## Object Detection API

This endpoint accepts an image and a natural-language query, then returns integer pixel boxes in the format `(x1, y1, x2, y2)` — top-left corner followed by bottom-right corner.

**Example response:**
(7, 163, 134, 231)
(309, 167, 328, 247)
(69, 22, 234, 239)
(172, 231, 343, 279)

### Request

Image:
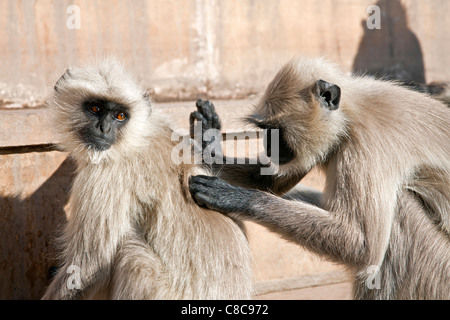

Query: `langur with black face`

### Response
(41, 59, 253, 300)
(189, 57, 450, 300)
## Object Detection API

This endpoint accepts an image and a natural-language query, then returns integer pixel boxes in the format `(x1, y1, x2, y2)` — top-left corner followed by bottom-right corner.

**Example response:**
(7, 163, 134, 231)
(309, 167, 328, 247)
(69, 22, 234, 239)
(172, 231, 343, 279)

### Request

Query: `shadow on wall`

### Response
(353, 0, 425, 86)
(0, 157, 74, 299)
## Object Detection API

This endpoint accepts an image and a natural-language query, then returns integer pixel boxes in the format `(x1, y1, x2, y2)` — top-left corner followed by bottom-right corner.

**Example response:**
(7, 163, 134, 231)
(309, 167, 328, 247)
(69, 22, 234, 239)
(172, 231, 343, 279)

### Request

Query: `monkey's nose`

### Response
(98, 118, 112, 133)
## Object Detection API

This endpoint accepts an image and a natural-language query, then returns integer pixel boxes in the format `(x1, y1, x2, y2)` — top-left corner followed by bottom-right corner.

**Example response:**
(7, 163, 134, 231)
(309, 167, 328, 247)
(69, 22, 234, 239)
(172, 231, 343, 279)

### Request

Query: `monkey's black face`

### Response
(246, 116, 295, 165)
(264, 126, 295, 165)
(79, 99, 129, 151)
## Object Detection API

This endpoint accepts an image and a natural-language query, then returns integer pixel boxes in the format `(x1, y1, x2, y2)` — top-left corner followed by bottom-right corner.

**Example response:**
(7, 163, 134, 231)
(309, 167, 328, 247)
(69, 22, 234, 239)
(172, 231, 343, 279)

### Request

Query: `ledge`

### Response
(254, 270, 350, 296)
(0, 99, 257, 149)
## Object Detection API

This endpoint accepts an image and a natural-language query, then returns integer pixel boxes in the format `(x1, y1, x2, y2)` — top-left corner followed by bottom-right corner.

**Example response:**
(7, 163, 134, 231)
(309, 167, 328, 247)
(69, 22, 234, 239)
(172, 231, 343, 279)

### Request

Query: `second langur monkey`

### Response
(189, 57, 450, 299)
(41, 59, 253, 300)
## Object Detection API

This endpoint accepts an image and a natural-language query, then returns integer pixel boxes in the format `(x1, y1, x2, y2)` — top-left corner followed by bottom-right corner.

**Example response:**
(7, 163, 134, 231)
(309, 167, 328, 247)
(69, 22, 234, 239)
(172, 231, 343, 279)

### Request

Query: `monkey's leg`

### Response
(190, 100, 309, 196)
(41, 260, 109, 300)
(189, 175, 365, 266)
(110, 235, 167, 300)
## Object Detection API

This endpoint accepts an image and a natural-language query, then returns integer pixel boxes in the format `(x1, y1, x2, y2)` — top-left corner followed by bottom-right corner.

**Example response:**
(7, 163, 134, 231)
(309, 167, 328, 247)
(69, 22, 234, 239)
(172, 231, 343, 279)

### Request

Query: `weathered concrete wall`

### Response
(0, 150, 72, 299)
(0, 0, 449, 107)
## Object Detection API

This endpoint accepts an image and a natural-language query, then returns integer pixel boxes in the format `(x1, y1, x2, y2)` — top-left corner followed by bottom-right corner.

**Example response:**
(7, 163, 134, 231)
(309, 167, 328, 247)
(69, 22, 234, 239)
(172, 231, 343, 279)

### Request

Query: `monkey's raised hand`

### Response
(190, 99, 222, 153)
(189, 175, 260, 216)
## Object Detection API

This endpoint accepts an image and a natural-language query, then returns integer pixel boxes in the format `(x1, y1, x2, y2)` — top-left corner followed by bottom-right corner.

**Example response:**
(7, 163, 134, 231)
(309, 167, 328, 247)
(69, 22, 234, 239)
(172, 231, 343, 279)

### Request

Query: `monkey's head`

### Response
(48, 58, 152, 163)
(247, 57, 349, 174)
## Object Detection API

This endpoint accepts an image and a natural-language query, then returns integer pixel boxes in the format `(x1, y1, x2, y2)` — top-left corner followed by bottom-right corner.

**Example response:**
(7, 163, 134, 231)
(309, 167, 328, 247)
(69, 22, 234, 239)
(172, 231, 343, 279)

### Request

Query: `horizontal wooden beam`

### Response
(0, 108, 55, 148)
(254, 270, 350, 296)
(0, 99, 257, 149)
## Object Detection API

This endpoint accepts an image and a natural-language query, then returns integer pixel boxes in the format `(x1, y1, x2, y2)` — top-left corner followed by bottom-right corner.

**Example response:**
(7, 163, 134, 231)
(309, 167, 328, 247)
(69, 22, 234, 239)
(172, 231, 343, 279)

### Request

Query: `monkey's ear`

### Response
(54, 68, 72, 93)
(143, 90, 151, 101)
(314, 79, 341, 110)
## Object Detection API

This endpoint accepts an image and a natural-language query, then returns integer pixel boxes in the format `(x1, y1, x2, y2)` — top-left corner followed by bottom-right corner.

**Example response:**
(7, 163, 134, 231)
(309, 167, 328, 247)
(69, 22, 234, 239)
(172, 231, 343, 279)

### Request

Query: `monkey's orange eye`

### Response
(89, 106, 101, 113)
(115, 112, 126, 121)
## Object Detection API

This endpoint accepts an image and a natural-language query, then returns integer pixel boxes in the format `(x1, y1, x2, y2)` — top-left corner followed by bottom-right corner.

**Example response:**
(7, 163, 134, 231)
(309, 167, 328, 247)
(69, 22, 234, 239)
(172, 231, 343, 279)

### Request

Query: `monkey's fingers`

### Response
(196, 100, 218, 123)
(189, 186, 231, 214)
(195, 99, 205, 108)
(195, 99, 222, 131)
(188, 178, 214, 207)
(196, 99, 213, 121)
(208, 100, 216, 113)
(205, 101, 221, 130)
(189, 111, 208, 138)
(190, 174, 218, 181)
(191, 191, 210, 208)
(189, 175, 223, 188)
(203, 100, 217, 114)
(211, 115, 221, 131)
(189, 176, 255, 215)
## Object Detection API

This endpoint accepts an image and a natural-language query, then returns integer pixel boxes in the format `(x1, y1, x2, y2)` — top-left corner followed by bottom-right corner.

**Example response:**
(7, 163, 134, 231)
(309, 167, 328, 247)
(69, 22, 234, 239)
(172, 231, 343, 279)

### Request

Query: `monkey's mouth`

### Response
(82, 134, 113, 151)
(263, 127, 295, 165)
(245, 115, 295, 165)
(88, 140, 111, 151)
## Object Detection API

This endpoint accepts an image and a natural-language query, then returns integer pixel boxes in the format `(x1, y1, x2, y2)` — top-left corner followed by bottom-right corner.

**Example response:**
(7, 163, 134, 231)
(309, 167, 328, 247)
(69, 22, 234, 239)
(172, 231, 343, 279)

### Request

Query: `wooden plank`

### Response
(254, 281, 352, 300)
(0, 99, 257, 148)
(253, 271, 351, 296)
(0, 109, 56, 148)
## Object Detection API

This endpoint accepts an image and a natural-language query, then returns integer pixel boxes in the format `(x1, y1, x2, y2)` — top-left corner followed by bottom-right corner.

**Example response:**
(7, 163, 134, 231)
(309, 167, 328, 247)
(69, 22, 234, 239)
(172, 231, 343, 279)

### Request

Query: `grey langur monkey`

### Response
(42, 59, 253, 300)
(189, 56, 450, 300)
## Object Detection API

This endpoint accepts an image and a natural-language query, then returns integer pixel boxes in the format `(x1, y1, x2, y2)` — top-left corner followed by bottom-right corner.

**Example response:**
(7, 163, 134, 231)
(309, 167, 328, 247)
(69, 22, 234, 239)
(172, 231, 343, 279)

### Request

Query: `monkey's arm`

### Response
(191, 99, 308, 195)
(282, 183, 323, 208)
(189, 175, 365, 266)
(42, 197, 133, 299)
(209, 161, 307, 195)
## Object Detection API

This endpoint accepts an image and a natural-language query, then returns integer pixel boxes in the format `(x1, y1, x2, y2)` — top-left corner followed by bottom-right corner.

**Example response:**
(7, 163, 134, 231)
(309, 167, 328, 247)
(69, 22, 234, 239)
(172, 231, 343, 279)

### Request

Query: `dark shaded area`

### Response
(353, 0, 425, 87)
(0, 158, 74, 299)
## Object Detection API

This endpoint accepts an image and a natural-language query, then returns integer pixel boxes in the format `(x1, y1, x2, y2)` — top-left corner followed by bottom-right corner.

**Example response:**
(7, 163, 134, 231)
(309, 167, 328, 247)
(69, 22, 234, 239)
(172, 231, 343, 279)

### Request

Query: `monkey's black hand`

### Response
(190, 99, 222, 152)
(189, 175, 257, 216)
(190, 99, 222, 133)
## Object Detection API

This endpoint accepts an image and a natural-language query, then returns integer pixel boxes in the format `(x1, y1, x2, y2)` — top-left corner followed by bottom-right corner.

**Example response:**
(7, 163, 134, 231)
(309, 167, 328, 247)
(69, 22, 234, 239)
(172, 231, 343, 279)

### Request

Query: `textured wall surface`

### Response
(0, 0, 448, 107)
